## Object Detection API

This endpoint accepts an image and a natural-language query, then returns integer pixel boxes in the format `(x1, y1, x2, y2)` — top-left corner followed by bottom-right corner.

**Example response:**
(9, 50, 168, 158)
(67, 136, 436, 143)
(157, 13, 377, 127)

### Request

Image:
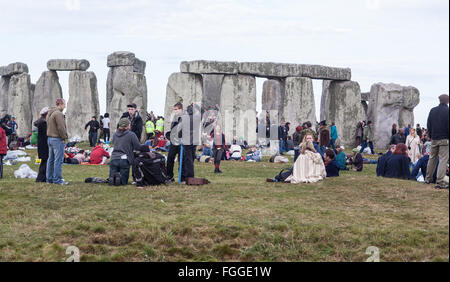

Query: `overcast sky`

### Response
(0, 0, 448, 126)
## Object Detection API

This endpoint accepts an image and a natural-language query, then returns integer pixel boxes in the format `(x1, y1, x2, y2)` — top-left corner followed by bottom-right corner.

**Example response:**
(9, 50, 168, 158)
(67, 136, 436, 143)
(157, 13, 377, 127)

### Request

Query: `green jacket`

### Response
(155, 119, 164, 132)
(145, 120, 155, 134)
(363, 125, 373, 141)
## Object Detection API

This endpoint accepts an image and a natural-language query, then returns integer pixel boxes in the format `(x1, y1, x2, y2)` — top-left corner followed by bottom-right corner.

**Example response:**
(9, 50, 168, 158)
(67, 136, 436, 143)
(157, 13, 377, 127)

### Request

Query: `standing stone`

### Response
(320, 80, 332, 122)
(0, 77, 10, 118)
(47, 59, 90, 71)
(32, 71, 63, 122)
(367, 83, 420, 148)
(66, 71, 100, 140)
(282, 77, 316, 135)
(0, 62, 29, 77)
(7, 73, 32, 137)
(219, 75, 257, 145)
(164, 73, 203, 133)
(262, 79, 285, 124)
(202, 74, 224, 110)
(322, 81, 365, 147)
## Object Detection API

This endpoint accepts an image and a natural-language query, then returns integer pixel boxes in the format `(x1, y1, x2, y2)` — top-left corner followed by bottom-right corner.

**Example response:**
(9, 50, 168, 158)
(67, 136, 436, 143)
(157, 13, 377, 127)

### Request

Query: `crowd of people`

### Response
(0, 94, 448, 190)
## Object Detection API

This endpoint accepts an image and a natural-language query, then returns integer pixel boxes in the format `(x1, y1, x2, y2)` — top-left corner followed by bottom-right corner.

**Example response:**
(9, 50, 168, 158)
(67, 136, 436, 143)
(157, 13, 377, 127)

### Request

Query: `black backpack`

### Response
(133, 151, 168, 186)
(274, 167, 293, 183)
(108, 172, 122, 186)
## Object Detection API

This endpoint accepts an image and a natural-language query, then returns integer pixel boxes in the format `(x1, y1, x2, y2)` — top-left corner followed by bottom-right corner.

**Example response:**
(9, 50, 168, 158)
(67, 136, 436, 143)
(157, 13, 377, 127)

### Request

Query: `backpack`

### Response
(108, 172, 122, 186)
(85, 177, 109, 184)
(274, 167, 293, 183)
(133, 151, 168, 186)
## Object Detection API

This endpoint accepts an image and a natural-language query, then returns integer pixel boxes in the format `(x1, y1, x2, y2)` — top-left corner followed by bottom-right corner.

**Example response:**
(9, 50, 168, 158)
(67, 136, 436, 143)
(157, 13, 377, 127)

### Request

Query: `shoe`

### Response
(167, 178, 175, 183)
(214, 168, 222, 174)
(435, 184, 449, 190)
(266, 178, 275, 183)
(424, 180, 431, 185)
(58, 180, 69, 185)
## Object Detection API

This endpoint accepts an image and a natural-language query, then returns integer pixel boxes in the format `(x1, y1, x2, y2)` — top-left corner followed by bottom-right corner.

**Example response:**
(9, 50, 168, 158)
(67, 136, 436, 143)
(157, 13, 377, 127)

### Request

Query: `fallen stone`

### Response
(282, 77, 316, 136)
(0, 62, 29, 77)
(32, 71, 63, 122)
(107, 51, 136, 67)
(66, 71, 100, 140)
(321, 80, 365, 147)
(367, 83, 420, 148)
(7, 73, 33, 137)
(164, 72, 203, 134)
(180, 60, 239, 75)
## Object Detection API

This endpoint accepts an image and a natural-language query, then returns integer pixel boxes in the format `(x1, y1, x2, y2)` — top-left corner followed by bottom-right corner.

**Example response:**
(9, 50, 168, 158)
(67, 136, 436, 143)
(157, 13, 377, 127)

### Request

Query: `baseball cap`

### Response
(40, 107, 49, 115)
(118, 118, 130, 129)
(127, 103, 137, 108)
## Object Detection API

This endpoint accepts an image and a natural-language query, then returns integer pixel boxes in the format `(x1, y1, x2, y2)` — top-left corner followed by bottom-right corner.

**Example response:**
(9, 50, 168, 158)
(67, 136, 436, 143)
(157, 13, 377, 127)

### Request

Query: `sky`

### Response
(0, 0, 448, 127)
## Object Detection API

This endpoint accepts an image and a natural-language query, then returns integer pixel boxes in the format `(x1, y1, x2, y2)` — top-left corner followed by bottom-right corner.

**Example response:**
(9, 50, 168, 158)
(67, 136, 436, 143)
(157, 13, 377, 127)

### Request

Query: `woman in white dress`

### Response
(286, 135, 326, 184)
(406, 128, 421, 163)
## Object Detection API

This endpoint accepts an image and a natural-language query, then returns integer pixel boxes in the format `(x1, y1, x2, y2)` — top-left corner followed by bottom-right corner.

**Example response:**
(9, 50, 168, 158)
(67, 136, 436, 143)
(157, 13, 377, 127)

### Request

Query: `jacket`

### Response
(111, 130, 149, 165)
(46, 107, 68, 141)
(85, 120, 100, 134)
(0, 127, 7, 155)
(376, 151, 392, 176)
(383, 154, 411, 180)
(120, 111, 143, 140)
(325, 159, 340, 177)
(293, 131, 302, 147)
(336, 151, 347, 170)
(411, 154, 438, 183)
(390, 133, 406, 145)
(330, 125, 338, 140)
(34, 117, 48, 160)
(363, 125, 373, 141)
(351, 153, 364, 171)
(427, 103, 449, 140)
(90, 145, 110, 164)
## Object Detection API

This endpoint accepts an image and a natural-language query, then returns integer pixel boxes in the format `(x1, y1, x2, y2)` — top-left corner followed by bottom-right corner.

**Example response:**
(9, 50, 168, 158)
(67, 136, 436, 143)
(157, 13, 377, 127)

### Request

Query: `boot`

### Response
(214, 168, 222, 174)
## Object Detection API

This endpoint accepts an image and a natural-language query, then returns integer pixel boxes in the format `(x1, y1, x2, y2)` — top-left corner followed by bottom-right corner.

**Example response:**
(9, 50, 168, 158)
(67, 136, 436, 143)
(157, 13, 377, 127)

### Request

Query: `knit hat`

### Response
(40, 107, 49, 115)
(352, 148, 359, 153)
(118, 118, 130, 129)
(296, 125, 302, 132)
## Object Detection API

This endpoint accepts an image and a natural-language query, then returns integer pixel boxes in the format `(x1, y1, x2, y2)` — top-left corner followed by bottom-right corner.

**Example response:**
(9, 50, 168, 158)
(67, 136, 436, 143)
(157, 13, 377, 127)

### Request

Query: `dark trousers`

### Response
(109, 159, 131, 185)
(213, 148, 224, 166)
(103, 128, 110, 142)
(182, 145, 195, 181)
(89, 132, 98, 147)
(36, 158, 47, 182)
(360, 140, 374, 154)
(167, 144, 181, 179)
(0, 155, 3, 178)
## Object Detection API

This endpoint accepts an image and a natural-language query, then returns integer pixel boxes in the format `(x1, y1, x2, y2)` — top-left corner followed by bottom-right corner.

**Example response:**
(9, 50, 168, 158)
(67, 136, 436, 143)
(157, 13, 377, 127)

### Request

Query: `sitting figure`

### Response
(90, 141, 110, 165)
(335, 146, 348, 171)
(411, 154, 439, 183)
(376, 145, 396, 176)
(285, 138, 326, 183)
(73, 150, 87, 164)
(383, 143, 411, 180)
(350, 148, 364, 172)
(245, 146, 262, 162)
(229, 144, 242, 161)
(324, 149, 340, 177)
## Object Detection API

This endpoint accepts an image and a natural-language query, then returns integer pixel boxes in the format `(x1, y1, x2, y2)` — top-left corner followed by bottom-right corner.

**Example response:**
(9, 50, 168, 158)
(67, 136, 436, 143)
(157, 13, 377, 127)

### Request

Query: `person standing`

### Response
(102, 113, 110, 142)
(330, 122, 338, 152)
(212, 125, 227, 173)
(318, 120, 330, 151)
(120, 103, 143, 141)
(416, 124, 422, 139)
(359, 121, 375, 155)
(293, 125, 303, 162)
(46, 98, 69, 185)
(406, 128, 421, 163)
(85, 116, 100, 147)
(391, 123, 398, 137)
(390, 129, 406, 145)
(155, 116, 165, 135)
(425, 94, 449, 189)
(0, 124, 6, 179)
(278, 121, 288, 155)
(34, 107, 49, 182)
(166, 102, 183, 182)
(355, 121, 364, 147)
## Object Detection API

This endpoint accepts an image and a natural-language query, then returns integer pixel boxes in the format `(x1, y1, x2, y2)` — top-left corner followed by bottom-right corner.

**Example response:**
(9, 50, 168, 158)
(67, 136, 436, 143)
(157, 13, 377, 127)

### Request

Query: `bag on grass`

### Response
(186, 177, 210, 185)
(133, 151, 168, 186)
(108, 172, 122, 186)
(85, 177, 108, 184)
(274, 167, 293, 183)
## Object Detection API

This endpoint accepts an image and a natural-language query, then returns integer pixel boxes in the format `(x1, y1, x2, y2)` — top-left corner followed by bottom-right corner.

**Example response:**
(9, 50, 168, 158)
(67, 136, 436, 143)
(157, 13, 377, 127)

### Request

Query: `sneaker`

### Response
(266, 178, 275, 183)
(58, 180, 69, 185)
(435, 184, 449, 190)
(424, 180, 431, 185)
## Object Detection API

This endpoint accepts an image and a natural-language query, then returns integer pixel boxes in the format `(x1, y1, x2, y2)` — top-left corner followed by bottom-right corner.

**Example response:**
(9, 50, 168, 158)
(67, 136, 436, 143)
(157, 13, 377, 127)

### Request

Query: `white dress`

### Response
(286, 150, 326, 184)
(406, 135, 421, 163)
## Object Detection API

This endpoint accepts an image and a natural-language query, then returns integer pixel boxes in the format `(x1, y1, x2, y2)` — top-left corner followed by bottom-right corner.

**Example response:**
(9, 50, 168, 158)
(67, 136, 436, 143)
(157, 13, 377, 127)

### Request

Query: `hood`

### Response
(33, 117, 46, 127)
(115, 130, 131, 138)
(47, 107, 60, 120)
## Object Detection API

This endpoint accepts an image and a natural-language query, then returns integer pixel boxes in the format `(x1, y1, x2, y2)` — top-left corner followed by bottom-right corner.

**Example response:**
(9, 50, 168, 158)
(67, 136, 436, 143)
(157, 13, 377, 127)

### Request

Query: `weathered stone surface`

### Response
(133, 58, 146, 74)
(47, 59, 90, 71)
(322, 81, 365, 147)
(282, 77, 316, 135)
(109, 67, 148, 132)
(7, 73, 32, 137)
(320, 80, 332, 122)
(66, 71, 100, 140)
(219, 75, 257, 145)
(239, 62, 351, 80)
(107, 51, 136, 67)
(202, 74, 224, 110)
(0, 62, 29, 77)
(262, 79, 285, 121)
(0, 77, 10, 118)
(368, 83, 420, 148)
(32, 71, 63, 122)
(181, 60, 239, 74)
(164, 73, 203, 134)
(361, 92, 370, 101)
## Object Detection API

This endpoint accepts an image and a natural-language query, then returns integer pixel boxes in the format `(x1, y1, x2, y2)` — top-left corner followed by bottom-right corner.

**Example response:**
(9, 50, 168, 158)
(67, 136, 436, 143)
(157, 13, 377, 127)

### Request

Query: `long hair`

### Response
(393, 143, 408, 157)
(301, 140, 316, 155)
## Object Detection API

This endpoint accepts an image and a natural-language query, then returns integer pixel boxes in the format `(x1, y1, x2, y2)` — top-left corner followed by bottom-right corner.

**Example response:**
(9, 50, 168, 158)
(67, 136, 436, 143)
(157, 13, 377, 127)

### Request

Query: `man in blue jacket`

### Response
(425, 94, 449, 189)
(376, 145, 396, 176)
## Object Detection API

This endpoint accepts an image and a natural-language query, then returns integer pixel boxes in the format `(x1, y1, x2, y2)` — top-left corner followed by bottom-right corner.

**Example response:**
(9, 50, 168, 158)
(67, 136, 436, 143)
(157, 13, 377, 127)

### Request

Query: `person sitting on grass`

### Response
(335, 146, 348, 171)
(73, 150, 87, 164)
(411, 153, 439, 183)
(376, 145, 396, 176)
(383, 143, 411, 180)
(229, 143, 242, 161)
(324, 149, 340, 177)
(110, 118, 151, 186)
(350, 148, 364, 172)
(245, 146, 262, 162)
(90, 141, 110, 165)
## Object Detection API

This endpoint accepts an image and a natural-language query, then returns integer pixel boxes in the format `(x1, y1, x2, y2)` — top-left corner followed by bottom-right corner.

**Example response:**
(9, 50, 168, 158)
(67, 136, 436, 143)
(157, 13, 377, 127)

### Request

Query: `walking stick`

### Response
(178, 143, 184, 183)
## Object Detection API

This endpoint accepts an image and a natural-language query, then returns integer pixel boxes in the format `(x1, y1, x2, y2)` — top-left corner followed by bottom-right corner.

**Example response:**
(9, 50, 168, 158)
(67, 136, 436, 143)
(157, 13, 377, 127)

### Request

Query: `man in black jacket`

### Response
(425, 94, 449, 189)
(390, 129, 406, 145)
(34, 107, 49, 182)
(120, 103, 143, 141)
(85, 116, 100, 147)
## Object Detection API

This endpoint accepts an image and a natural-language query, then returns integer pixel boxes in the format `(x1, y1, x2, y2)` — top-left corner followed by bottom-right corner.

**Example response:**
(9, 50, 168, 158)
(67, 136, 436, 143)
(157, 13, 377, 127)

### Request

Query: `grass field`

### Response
(0, 145, 448, 262)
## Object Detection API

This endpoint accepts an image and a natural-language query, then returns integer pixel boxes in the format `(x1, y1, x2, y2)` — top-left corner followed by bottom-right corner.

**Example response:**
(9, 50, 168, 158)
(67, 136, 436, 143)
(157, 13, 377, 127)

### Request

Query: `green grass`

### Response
(0, 144, 448, 262)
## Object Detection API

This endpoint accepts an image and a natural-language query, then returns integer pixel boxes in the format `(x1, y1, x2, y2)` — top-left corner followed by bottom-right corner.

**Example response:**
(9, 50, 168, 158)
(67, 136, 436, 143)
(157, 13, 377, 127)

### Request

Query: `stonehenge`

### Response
(7, 73, 33, 137)
(106, 51, 148, 134)
(47, 59, 90, 71)
(367, 83, 420, 148)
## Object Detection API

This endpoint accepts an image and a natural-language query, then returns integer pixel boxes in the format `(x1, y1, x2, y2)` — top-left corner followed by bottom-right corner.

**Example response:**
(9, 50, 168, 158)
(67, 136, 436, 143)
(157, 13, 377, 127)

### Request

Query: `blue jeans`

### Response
(360, 140, 374, 154)
(202, 147, 214, 157)
(46, 137, 65, 184)
(328, 139, 336, 152)
(109, 159, 131, 185)
(279, 140, 286, 154)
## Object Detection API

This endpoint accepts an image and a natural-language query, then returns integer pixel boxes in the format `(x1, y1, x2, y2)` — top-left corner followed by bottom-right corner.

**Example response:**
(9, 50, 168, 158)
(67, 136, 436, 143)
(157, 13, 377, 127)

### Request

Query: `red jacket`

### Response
(90, 145, 110, 164)
(0, 127, 7, 155)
